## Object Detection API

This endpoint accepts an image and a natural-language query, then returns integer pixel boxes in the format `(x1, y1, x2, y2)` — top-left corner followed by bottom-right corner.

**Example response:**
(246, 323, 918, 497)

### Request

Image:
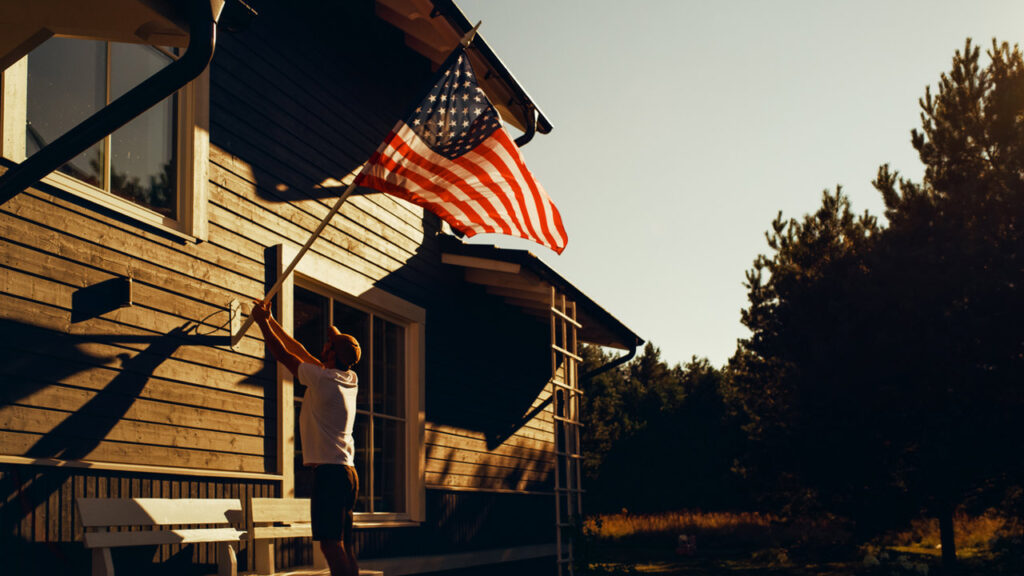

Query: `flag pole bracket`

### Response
(228, 299, 242, 350)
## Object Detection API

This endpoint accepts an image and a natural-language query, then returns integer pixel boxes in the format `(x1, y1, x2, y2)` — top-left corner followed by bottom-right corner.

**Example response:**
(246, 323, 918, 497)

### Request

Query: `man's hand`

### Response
(251, 299, 272, 324)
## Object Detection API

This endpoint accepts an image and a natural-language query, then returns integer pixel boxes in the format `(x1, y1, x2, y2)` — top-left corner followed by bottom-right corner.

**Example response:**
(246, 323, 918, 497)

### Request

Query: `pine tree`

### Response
(728, 39, 1024, 571)
(871, 39, 1024, 568)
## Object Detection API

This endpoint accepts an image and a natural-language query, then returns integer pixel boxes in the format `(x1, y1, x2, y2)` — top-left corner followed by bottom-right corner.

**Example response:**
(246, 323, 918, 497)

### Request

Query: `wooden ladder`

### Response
(550, 287, 583, 576)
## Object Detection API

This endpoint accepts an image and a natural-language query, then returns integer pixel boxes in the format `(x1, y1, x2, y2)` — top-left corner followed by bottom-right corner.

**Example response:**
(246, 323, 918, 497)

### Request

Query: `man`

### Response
(250, 299, 360, 576)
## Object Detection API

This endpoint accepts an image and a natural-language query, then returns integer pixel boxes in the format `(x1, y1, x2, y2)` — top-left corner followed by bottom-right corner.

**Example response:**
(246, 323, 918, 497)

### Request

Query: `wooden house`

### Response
(0, 1, 642, 574)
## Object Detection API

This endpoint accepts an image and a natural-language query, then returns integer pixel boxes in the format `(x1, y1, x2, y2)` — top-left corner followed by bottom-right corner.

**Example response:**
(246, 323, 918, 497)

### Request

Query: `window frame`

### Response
(272, 243, 426, 526)
(0, 38, 209, 241)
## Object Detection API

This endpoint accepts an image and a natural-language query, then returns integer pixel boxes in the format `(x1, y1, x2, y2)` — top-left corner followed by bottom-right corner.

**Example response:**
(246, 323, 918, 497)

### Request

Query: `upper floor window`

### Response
(1, 36, 209, 239)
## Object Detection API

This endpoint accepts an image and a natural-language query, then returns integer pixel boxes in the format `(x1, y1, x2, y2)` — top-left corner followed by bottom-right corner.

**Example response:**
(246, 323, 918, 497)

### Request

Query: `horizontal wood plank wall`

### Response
(1, 0, 563, 570)
(0, 182, 273, 472)
(206, 1, 560, 566)
(0, 463, 276, 575)
(425, 387, 557, 493)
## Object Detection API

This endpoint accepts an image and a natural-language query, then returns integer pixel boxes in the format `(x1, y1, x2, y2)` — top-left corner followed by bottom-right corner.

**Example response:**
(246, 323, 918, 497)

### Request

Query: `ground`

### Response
(577, 510, 1022, 576)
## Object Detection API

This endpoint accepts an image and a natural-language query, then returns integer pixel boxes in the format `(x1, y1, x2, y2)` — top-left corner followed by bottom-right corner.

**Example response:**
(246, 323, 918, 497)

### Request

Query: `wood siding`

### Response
(1, 0, 561, 571)
(0, 183, 273, 472)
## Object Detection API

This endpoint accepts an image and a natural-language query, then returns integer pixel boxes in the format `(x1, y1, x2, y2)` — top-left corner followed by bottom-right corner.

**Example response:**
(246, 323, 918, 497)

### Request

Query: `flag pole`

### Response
(234, 21, 485, 347)
(232, 179, 359, 347)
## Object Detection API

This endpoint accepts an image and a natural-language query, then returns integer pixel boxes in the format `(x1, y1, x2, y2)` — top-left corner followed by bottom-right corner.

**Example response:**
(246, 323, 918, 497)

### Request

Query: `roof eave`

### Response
(440, 237, 643, 351)
(373, 0, 553, 137)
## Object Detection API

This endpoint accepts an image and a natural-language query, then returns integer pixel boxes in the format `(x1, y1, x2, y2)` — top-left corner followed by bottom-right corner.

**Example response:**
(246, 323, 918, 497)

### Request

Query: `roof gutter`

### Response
(583, 343, 639, 384)
(429, 0, 553, 142)
(0, 0, 222, 205)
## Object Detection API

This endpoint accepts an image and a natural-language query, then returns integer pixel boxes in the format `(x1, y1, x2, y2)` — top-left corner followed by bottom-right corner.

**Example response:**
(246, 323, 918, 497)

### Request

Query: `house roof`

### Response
(439, 237, 643, 351)
(373, 0, 553, 138)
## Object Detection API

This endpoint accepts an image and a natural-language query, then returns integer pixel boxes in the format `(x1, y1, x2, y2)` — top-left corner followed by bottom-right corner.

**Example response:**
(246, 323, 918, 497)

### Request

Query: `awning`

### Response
(440, 238, 643, 351)
(0, 0, 196, 71)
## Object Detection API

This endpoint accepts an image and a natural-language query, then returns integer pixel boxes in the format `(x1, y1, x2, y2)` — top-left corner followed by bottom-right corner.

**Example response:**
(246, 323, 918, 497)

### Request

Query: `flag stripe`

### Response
(494, 130, 567, 249)
(354, 47, 567, 254)
(463, 137, 544, 245)
(468, 131, 566, 250)
(366, 126, 510, 236)
(448, 146, 531, 237)
(359, 157, 478, 234)
(365, 129, 500, 235)
(363, 123, 567, 251)
(362, 124, 561, 240)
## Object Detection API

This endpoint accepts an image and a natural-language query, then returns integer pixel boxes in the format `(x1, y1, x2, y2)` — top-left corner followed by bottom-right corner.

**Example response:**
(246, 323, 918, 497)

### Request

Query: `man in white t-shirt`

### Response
(251, 299, 360, 576)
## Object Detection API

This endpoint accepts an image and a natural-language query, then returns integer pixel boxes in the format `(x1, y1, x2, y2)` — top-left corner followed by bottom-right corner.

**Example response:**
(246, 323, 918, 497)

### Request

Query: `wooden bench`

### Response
(248, 497, 382, 575)
(77, 497, 245, 576)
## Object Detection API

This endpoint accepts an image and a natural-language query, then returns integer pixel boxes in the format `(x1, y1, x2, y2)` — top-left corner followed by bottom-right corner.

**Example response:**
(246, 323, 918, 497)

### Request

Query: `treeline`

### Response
(580, 39, 1024, 569)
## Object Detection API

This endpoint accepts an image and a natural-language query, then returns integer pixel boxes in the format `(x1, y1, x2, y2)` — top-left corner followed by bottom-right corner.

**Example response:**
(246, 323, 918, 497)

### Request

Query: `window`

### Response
(292, 284, 414, 518)
(269, 243, 425, 523)
(1, 36, 208, 239)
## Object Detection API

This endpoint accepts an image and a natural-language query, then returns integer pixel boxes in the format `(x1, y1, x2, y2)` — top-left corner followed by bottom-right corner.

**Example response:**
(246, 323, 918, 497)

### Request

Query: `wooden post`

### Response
(313, 544, 328, 569)
(217, 542, 238, 576)
(92, 548, 114, 576)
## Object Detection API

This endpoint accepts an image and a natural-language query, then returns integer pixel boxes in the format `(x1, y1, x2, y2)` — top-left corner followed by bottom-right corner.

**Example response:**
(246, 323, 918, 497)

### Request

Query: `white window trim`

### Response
(273, 243, 427, 525)
(0, 45, 209, 241)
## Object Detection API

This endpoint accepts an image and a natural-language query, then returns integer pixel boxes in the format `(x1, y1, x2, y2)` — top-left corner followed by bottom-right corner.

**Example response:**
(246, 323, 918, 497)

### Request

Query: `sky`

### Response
(456, 0, 1024, 368)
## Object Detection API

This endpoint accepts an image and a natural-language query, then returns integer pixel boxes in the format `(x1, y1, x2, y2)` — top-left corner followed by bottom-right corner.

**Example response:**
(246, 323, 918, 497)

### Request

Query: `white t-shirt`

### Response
(297, 363, 358, 466)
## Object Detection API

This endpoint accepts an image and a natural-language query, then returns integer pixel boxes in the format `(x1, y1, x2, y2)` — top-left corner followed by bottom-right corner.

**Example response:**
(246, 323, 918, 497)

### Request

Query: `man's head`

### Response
(324, 326, 361, 370)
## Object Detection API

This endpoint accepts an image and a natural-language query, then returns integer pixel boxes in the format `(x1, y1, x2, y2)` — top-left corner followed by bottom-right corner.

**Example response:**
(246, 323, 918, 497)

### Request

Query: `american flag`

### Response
(355, 48, 568, 254)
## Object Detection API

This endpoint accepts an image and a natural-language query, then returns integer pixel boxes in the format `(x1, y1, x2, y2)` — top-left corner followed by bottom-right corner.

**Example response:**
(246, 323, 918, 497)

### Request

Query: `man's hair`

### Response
(329, 329, 361, 369)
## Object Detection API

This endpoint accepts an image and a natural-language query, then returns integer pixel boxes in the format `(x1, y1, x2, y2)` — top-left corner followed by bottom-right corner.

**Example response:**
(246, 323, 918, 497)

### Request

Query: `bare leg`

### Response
(320, 539, 358, 576)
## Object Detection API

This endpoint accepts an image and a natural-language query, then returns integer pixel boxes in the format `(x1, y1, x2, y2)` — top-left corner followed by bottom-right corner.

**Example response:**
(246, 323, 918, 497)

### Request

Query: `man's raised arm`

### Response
(250, 299, 323, 376)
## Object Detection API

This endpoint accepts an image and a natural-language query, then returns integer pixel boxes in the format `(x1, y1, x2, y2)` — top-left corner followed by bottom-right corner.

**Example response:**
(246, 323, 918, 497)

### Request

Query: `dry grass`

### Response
(884, 511, 1024, 556)
(579, 510, 1023, 575)
(585, 510, 776, 541)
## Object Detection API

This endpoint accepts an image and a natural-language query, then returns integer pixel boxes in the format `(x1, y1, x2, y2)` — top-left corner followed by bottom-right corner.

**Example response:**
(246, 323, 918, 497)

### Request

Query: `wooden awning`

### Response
(0, 0, 206, 71)
(440, 239, 643, 351)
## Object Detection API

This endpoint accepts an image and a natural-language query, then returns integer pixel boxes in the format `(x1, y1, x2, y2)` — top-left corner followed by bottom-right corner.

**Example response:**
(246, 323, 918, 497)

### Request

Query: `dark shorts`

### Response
(311, 464, 358, 545)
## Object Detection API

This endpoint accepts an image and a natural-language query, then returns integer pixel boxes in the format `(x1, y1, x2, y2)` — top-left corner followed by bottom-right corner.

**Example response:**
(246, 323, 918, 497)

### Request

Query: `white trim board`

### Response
(267, 545, 556, 576)
(0, 455, 283, 481)
(360, 544, 556, 576)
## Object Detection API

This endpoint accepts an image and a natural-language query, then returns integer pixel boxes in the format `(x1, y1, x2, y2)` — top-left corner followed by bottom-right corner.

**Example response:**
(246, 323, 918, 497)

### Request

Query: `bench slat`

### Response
(251, 525, 313, 539)
(83, 528, 245, 549)
(249, 498, 311, 523)
(78, 498, 243, 527)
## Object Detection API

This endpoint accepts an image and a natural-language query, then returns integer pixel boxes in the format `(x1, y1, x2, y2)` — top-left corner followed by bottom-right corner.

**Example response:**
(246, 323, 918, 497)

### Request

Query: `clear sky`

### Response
(457, 0, 1024, 367)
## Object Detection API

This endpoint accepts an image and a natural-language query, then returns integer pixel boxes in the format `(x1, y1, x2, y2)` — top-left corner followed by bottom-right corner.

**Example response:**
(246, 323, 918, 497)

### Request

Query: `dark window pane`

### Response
(353, 416, 370, 513)
(26, 37, 105, 188)
(293, 287, 328, 397)
(294, 400, 313, 498)
(109, 43, 176, 216)
(374, 417, 405, 513)
(373, 317, 405, 417)
(333, 300, 370, 410)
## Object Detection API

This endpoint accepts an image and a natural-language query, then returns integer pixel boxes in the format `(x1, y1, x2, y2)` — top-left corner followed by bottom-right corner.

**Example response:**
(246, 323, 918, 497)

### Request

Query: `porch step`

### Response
(268, 565, 385, 569)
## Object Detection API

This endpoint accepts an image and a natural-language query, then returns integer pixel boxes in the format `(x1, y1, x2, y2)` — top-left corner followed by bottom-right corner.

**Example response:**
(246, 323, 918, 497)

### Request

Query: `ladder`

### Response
(550, 287, 583, 576)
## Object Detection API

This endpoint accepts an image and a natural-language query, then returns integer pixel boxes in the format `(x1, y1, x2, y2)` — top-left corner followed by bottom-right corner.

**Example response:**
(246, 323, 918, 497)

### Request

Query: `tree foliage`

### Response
(726, 39, 1024, 565)
(581, 344, 744, 513)
(577, 42, 1022, 570)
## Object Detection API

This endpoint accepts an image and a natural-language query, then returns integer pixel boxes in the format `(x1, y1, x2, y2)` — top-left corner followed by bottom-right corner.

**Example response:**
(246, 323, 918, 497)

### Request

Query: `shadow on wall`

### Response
(0, 314, 257, 574)
(426, 292, 555, 450)
(209, 0, 429, 208)
(211, 0, 559, 450)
